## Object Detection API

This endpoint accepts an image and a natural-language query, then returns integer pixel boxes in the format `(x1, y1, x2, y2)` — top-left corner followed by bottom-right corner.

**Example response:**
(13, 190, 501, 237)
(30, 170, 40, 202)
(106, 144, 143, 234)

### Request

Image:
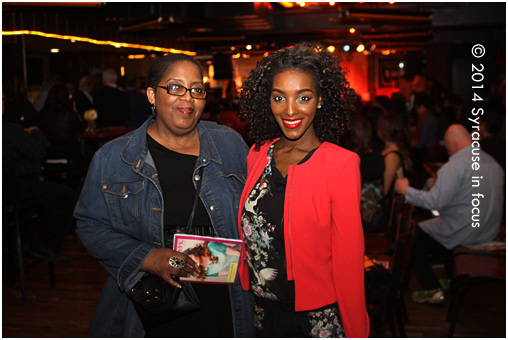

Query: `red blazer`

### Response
(237, 139, 369, 338)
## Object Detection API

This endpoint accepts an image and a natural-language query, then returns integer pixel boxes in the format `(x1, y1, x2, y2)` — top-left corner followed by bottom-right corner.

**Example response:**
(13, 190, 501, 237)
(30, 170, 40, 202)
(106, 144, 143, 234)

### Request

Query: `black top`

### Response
(359, 151, 385, 183)
(242, 143, 317, 308)
(146, 134, 212, 242)
(145, 134, 233, 337)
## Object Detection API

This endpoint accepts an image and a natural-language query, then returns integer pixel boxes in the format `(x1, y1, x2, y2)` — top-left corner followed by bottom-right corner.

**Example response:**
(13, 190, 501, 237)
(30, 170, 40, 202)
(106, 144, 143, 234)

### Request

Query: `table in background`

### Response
(79, 126, 136, 157)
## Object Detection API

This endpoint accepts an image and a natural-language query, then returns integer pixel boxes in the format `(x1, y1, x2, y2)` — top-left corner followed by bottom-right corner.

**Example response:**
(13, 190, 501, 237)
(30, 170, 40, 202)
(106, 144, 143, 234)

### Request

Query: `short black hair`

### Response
(238, 42, 357, 149)
(146, 54, 203, 91)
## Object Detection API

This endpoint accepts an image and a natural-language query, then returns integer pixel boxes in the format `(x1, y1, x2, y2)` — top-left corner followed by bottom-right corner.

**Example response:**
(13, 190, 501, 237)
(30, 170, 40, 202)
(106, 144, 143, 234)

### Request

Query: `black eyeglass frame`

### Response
(157, 85, 207, 99)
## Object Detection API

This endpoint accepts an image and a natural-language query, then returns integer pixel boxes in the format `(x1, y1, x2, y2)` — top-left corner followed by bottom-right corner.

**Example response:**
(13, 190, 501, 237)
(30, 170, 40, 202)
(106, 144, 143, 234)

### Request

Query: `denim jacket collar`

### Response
(120, 118, 222, 175)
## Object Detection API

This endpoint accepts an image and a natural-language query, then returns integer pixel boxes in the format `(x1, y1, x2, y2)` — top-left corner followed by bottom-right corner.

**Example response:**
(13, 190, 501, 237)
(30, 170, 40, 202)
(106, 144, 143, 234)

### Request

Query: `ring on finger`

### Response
(168, 257, 186, 269)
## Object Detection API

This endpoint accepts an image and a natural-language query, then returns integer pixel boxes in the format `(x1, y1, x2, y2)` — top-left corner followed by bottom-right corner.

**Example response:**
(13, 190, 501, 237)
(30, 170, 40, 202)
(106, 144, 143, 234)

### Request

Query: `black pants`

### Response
(16, 176, 78, 252)
(411, 226, 452, 290)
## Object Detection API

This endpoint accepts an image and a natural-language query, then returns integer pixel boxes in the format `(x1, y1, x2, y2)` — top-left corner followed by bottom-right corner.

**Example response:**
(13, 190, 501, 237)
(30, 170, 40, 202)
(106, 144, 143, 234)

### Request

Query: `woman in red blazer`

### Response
(237, 42, 369, 338)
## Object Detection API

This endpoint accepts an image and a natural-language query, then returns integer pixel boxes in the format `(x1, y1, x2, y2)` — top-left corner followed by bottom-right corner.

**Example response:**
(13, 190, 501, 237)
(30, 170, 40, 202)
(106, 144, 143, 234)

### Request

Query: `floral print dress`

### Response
(241, 144, 345, 338)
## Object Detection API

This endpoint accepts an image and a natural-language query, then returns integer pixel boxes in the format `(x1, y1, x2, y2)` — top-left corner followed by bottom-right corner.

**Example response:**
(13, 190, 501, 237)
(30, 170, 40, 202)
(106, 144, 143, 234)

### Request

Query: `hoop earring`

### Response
(317, 105, 322, 109)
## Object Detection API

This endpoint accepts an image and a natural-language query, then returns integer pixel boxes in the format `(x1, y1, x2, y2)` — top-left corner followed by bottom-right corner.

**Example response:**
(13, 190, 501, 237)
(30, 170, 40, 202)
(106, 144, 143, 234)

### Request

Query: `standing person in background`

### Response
(33, 73, 62, 112)
(93, 68, 130, 128)
(123, 77, 151, 127)
(237, 42, 369, 338)
(38, 84, 86, 163)
(74, 75, 95, 119)
(74, 54, 254, 337)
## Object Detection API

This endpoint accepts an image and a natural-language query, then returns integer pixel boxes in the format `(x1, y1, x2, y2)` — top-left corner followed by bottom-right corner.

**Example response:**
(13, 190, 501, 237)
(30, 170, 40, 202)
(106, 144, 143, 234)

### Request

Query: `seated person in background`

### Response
(93, 68, 131, 128)
(377, 113, 412, 197)
(345, 113, 385, 232)
(3, 73, 39, 127)
(394, 124, 504, 304)
(3, 117, 78, 265)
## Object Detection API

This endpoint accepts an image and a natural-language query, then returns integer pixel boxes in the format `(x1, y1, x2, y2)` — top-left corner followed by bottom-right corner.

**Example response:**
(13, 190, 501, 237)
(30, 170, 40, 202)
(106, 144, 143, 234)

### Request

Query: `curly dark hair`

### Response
(184, 241, 218, 281)
(238, 42, 357, 149)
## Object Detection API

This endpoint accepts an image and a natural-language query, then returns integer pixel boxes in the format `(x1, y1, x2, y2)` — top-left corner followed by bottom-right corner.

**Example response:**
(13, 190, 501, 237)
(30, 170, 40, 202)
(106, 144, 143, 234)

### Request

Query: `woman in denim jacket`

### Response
(74, 54, 254, 337)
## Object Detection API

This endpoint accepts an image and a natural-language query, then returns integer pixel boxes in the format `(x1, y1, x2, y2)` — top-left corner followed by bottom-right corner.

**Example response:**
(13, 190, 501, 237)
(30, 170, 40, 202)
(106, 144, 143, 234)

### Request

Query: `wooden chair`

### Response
(3, 203, 57, 303)
(368, 238, 407, 337)
(365, 195, 411, 255)
(3, 163, 56, 302)
(446, 245, 506, 337)
(42, 157, 88, 192)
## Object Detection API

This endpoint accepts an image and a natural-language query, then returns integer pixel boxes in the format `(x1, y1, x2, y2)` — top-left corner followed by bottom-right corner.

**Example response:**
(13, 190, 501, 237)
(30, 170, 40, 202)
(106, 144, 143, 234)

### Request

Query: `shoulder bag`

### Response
(127, 167, 204, 331)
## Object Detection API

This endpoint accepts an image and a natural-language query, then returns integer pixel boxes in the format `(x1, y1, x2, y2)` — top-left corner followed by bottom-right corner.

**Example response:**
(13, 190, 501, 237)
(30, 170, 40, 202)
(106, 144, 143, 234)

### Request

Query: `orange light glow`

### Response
(349, 28, 356, 34)
(127, 54, 146, 59)
(279, 2, 295, 8)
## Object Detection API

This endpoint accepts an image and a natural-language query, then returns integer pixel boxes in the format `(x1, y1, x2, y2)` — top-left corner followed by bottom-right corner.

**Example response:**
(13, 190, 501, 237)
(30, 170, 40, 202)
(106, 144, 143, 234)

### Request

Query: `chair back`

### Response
(384, 195, 406, 252)
(3, 160, 21, 205)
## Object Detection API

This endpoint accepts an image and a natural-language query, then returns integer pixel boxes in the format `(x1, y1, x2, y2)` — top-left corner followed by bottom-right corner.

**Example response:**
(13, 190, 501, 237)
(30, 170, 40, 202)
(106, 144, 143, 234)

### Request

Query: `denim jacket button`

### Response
(235, 306, 241, 312)
(194, 174, 201, 181)
(210, 205, 216, 211)
(202, 158, 207, 163)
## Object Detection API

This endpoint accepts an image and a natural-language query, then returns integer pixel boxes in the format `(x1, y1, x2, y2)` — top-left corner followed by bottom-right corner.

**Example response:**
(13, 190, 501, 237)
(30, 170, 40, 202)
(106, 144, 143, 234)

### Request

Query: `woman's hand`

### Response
(141, 248, 197, 288)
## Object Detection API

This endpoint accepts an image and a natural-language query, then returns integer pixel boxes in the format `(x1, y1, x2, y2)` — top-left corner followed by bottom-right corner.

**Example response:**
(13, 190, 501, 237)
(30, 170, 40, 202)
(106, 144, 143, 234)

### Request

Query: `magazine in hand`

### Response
(173, 234, 244, 285)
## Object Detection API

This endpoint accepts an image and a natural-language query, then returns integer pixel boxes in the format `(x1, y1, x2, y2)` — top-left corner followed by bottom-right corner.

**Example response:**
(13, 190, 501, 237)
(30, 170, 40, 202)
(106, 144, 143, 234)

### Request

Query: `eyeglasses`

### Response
(157, 84, 207, 99)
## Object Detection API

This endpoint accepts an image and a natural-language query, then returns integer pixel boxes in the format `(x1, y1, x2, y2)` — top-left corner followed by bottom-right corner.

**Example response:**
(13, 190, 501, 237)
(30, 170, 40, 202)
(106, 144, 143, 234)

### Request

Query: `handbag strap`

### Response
(184, 166, 204, 234)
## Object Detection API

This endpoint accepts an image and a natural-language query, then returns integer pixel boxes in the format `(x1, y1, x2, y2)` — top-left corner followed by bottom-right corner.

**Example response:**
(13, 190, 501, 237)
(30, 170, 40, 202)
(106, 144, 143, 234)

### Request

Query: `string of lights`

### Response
(2, 30, 196, 56)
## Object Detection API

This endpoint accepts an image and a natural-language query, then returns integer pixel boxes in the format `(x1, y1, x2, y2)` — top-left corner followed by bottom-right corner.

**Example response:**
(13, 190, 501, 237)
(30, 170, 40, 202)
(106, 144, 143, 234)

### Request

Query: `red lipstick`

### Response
(282, 118, 303, 129)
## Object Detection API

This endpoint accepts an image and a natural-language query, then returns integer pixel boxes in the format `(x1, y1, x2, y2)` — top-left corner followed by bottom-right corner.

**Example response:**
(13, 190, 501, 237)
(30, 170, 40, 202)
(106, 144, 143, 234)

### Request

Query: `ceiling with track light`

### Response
(2, 2, 505, 58)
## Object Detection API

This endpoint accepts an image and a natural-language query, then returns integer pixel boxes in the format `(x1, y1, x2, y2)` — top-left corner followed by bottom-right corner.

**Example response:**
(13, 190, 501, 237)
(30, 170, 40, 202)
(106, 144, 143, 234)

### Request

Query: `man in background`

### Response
(93, 68, 130, 128)
(395, 124, 504, 304)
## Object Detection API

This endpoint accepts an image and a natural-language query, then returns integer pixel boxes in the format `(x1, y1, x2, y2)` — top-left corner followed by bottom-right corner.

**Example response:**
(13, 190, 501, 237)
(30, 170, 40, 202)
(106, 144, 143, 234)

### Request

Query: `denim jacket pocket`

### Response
(225, 171, 246, 194)
(102, 178, 145, 228)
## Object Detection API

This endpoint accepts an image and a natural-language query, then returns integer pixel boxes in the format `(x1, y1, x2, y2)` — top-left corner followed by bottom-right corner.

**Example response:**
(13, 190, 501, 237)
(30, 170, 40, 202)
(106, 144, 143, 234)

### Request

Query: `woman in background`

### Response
(345, 113, 385, 232)
(377, 112, 413, 197)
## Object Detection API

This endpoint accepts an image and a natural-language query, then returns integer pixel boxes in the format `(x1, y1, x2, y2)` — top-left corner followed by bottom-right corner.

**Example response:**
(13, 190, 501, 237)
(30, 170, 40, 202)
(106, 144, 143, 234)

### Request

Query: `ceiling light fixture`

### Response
(2, 30, 196, 55)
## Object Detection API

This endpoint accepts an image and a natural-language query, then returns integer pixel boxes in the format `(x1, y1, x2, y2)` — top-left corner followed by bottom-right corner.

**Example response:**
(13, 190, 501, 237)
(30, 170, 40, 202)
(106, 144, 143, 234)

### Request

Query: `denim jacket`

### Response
(74, 118, 254, 337)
